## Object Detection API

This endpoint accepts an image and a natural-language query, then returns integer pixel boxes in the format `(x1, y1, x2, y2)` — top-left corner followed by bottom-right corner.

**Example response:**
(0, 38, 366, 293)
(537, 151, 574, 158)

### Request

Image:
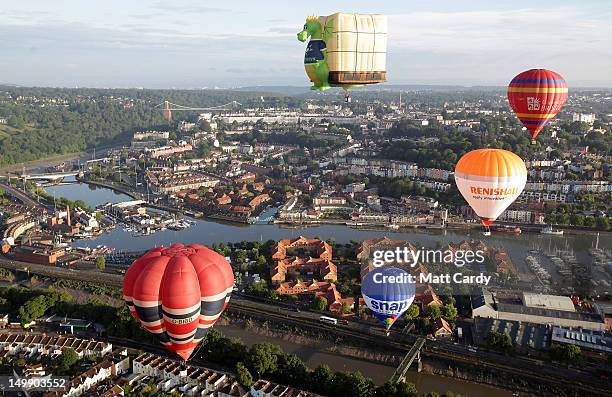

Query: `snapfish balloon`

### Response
(507, 69, 568, 143)
(361, 267, 415, 331)
(122, 244, 234, 360)
(454, 149, 527, 230)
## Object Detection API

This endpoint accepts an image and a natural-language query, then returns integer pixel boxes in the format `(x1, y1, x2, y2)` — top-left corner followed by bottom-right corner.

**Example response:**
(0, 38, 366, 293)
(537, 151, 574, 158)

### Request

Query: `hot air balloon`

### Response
(297, 13, 387, 101)
(507, 69, 568, 144)
(454, 149, 527, 236)
(361, 267, 415, 332)
(122, 243, 234, 360)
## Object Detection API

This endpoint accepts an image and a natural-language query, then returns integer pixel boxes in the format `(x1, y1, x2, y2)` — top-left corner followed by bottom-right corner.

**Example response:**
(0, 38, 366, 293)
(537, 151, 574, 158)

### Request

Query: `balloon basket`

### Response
(531, 139, 537, 145)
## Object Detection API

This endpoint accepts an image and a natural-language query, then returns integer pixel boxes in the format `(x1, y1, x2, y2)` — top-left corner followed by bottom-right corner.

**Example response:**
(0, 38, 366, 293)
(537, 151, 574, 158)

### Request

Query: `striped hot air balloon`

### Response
(507, 69, 568, 144)
(122, 244, 234, 360)
(454, 149, 527, 235)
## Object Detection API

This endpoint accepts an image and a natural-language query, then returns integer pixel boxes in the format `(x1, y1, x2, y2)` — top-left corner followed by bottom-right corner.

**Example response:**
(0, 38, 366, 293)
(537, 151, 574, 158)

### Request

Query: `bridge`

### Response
(22, 171, 80, 180)
(389, 337, 426, 383)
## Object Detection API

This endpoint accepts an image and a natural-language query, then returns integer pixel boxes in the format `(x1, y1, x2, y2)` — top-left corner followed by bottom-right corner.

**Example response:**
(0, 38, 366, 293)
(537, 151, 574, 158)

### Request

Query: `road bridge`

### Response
(23, 171, 80, 180)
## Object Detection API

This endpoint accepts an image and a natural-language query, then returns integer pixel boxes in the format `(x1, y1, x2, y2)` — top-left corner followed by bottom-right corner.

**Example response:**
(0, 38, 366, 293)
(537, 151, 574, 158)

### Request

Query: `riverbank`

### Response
(64, 177, 612, 237)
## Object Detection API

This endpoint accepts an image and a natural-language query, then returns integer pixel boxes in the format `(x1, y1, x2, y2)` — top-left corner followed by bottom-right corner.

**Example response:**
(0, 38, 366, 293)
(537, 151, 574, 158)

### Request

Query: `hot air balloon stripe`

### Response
(511, 78, 566, 84)
(520, 120, 549, 125)
(513, 113, 558, 118)
(134, 306, 163, 323)
(201, 299, 226, 315)
(201, 291, 229, 302)
(507, 87, 568, 93)
(162, 302, 201, 316)
(167, 329, 197, 340)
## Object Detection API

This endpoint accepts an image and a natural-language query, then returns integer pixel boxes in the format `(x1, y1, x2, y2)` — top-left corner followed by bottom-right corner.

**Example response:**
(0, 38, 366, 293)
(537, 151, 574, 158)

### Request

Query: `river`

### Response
(44, 180, 608, 262)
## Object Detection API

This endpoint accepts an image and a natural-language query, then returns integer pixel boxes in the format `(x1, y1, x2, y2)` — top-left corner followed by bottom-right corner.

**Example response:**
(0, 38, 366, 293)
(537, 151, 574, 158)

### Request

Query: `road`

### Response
(0, 257, 610, 395)
(0, 182, 45, 208)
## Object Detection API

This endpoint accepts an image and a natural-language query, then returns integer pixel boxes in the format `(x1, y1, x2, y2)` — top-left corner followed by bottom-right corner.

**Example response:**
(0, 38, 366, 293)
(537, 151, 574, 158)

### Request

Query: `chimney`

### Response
(66, 205, 71, 227)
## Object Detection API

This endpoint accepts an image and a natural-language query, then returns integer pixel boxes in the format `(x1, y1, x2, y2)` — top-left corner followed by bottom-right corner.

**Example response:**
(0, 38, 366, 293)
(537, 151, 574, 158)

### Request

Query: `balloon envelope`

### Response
(361, 267, 415, 331)
(454, 149, 527, 227)
(122, 244, 234, 360)
(507, 69, 568, 140)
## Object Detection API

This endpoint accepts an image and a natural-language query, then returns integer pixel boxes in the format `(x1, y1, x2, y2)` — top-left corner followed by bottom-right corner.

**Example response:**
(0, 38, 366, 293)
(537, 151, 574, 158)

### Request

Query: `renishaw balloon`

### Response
(122, 244, 234, 360)
(507, 69, 568, 144)
(454, 149, 527, 231)
(361, 267, 415, 331)
(297, 13, 387, 101)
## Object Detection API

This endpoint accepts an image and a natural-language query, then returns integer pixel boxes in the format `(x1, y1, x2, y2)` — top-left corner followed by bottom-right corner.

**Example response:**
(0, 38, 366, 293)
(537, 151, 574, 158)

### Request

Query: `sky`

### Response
(1, 0, 612, 88)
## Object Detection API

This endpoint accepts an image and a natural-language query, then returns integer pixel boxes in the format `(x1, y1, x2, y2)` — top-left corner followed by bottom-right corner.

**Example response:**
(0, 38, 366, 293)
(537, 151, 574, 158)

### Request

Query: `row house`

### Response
(145, 143, 193, 159)
(131, 353, 318, 396)
(0, 333, 112, 358)
(497, 209, 537, 224)
(517, 191, 570, 203)
(250, 379, 323, 397)
(417, 168, 454, 181)
(526, 180, 610, 194)
(44, 360, 114, 397)
(415, 179, 451, 192)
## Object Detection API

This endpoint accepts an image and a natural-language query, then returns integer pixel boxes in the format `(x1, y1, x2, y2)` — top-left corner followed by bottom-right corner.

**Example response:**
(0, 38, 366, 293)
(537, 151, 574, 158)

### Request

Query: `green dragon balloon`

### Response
(297, 15, 332, 91)
(297, 13, 388, 101)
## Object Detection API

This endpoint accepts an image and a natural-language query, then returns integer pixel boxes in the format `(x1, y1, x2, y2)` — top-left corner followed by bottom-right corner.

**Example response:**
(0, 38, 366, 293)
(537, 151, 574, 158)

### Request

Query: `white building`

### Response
(572, 113, 595, 124)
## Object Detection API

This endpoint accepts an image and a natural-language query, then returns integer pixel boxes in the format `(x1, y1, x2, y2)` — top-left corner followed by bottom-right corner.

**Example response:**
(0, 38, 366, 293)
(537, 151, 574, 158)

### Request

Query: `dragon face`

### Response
(297, 20, 320, 42)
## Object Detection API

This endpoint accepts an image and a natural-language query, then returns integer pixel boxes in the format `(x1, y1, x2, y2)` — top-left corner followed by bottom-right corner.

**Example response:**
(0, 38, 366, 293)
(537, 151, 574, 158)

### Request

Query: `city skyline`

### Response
(1, 0, 612, 88)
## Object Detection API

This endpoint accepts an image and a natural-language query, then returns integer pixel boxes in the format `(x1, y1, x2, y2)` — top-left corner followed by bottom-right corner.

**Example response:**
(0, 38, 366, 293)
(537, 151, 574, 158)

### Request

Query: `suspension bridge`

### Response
(154, 100, 241, 121)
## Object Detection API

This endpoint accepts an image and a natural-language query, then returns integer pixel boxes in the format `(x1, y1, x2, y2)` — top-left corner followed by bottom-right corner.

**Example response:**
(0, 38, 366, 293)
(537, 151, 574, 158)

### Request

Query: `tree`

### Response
(60, 348, 79, 370)
(199, 119, 212, 132)
(236, 362, 254, 387)
(312, 296, 328, 311)
(596, 216, 610, 231)
(427, 304, 442, 320)
(203, 331, 247, 366)
(405, 304, 420, 321)
(247, 342, 282, 376)
(19, 294, 54, 324)
(95, 256, 106, 271)
(311, 364, 334, 395)
(276, 353, 309, 388)
(376, 381, 418, 397)
(341, 301, 353, 314)
(486, 331, 513, 353)
(549, 344, 582, 363)
(442, 303, 458, 321)
(331, 371, 375, 397)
